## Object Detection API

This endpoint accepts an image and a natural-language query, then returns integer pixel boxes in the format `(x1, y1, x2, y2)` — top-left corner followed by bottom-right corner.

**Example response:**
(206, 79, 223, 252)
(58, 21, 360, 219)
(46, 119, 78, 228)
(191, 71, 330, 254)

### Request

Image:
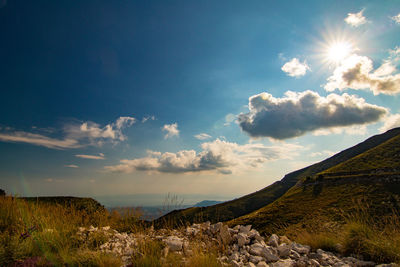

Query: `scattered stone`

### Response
(268, 234, 280, 247)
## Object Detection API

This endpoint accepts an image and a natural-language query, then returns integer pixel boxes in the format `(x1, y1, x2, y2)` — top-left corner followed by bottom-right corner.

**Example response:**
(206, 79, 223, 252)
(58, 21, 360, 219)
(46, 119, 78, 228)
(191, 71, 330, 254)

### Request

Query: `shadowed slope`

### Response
(156, 128, 400, 226)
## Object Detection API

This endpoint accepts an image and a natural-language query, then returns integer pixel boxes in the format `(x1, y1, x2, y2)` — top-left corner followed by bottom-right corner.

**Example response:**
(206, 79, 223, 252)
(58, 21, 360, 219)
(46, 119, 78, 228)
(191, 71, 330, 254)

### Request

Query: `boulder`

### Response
(277, 243, 291, 258)
(164, 236, 183, 252)
(270, 259, 296, 267)
(268, 234, 280, 247)
(219, 224, 232, 245)
(237, 232, 249, 247)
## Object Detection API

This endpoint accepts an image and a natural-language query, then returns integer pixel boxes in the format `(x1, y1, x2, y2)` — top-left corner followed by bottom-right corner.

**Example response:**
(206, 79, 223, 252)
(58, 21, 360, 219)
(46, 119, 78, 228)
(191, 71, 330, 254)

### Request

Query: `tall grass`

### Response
(0, 196, 124, 266)
(295, 199, 400, 263)
(0, 196, 223, 266)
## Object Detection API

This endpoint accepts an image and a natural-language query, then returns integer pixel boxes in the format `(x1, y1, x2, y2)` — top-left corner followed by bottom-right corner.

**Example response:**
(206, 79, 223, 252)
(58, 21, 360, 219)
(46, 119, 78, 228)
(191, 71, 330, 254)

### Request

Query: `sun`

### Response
(327, 42, 352, 63)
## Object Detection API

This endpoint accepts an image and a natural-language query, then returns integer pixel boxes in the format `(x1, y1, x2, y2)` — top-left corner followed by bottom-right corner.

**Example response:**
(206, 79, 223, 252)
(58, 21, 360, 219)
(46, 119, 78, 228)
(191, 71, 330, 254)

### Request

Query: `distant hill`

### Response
(230, 129, 400, 236)
(156, 127, 400, 227)
(193, 200, 224, 207)
(22, 196, 105, 214)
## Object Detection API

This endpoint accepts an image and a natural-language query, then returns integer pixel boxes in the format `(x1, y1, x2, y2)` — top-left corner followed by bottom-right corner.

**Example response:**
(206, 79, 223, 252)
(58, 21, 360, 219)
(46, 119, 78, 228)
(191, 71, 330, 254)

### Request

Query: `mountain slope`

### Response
(156, 127, 400, 226)
(230, 129, 400, 236)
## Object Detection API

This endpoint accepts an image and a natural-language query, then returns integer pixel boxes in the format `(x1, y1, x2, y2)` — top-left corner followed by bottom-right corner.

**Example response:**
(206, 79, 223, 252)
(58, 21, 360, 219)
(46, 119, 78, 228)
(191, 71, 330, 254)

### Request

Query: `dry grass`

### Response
(0, 196, 224, 266)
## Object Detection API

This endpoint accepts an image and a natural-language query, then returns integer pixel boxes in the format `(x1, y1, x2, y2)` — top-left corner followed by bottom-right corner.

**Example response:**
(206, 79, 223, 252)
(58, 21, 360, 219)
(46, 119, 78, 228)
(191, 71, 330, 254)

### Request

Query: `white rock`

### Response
(211, 222, 223, 234)
(270, 259, 296, 267)
(238, 233, 248, 247)
(291, 242, 310, 254)
(164, 236, 183, 252)
(268, 234, 279, 247)
(247, 262, 256, 267)
(239, 225, 252, 234)
(257, 262, 269, 267)
(249, 255, 264, 264)
(277, 243, 291, 258)
(219, 224, 232, 245)
(231, 260, 241, 267)
(229, 252, 240, 262)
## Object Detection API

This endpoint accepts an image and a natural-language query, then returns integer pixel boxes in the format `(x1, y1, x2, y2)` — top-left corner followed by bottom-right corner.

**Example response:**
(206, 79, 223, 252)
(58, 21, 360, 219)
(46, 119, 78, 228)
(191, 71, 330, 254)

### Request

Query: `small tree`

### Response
(0, 188, 6, 196)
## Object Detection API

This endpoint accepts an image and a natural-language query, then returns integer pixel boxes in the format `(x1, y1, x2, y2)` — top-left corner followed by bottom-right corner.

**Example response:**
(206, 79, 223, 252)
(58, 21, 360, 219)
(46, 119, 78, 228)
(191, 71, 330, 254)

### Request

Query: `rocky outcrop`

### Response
(76, 223, 398, 267)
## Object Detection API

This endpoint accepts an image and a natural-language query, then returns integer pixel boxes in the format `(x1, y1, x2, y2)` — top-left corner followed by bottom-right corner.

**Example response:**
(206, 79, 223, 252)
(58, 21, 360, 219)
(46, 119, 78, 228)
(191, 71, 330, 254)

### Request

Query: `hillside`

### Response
(156, 127, 400, 226)
(22, 196, 105, 214)
(230, 129, 400, 236)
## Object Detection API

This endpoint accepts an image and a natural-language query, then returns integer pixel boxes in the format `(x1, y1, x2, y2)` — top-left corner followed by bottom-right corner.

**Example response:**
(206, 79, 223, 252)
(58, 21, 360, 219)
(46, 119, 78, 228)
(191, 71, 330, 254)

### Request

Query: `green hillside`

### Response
(156, 127, 400, 226)
(229, 130, 400, 236)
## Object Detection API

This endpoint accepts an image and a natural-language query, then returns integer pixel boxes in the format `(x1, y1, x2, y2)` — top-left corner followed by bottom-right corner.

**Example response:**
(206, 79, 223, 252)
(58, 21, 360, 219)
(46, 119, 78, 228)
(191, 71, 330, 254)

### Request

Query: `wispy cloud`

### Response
(0, 132, 80, 149)
(194, 133, 212, 140)
(238, 90, 387, 139)
(105, 139, 303, 175)
(0, 116, 136, 149)
(344, 9, 367, 27)
(142, 115, 156, 123)
(162, 123, 179, 139)
(324, 52, 400, 95)
(281, 58, 310, 77)
(75, 153, 105, 160)
(64, 164, 79, 168)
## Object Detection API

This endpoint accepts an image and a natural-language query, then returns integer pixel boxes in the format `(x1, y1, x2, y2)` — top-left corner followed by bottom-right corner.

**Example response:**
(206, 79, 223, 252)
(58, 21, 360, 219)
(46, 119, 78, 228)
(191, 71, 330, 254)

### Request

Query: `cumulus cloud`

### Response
(75, 153, 105, 160)
(345, 9, 367, 27)
(324, 54, 400, 95)
(104, 139, 302, 174)
(0, 116, 136, 149)
(162, 123, 179, 139)
(0, 132, 80, 149)
(65, 164, 79, 168)
(281, 58, 310, 77)
(238, 90, 387, 139)
(65, 116, 136, 144)
(194, 133, 212, 140)
(379, 114, 400, 132)
(391, 13, 400, 24)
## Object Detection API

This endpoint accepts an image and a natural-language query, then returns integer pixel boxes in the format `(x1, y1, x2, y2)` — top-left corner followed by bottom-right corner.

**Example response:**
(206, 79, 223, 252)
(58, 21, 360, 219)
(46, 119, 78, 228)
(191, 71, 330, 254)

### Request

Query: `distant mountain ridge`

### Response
(156, 127, 400, 227)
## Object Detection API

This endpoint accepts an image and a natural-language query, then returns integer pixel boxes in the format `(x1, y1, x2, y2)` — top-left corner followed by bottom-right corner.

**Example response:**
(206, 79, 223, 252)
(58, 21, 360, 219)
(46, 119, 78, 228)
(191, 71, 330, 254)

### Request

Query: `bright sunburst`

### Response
(327, 42, 352, 63)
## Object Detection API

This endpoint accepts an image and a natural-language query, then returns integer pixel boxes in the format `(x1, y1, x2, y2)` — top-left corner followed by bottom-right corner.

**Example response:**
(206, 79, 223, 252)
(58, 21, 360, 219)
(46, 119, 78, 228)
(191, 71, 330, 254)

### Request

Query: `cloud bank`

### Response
(344, 9, 367, 27)
(162, 123, 179, 139)
(324, 54, 400, 95)
(105, 139, 302, 174)
(281, 58, 310, 77)
(0, 132, 80, 149)
(238, 90, 387, 139)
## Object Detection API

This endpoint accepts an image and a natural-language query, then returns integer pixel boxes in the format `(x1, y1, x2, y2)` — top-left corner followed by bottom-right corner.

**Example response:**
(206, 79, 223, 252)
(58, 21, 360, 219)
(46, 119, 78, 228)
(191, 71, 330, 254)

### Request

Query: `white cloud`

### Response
(238, 90, 387, 139)
(65, 116, 136, 144)
(224, 113, 236, 126)
(379, 114, 400, 132)
(162, 123, 179, 139)
(345, 9, 367, 27)
(75, 153, 105, 160)
(391, 13, 400, 24)
(324, 54, 400, 95)
(194, 133, 212, 140)
(64, 164, 79, 168)
(104, 139, 303, 174)
(0, 132, 80, 149)
(281, 58, 310, 77)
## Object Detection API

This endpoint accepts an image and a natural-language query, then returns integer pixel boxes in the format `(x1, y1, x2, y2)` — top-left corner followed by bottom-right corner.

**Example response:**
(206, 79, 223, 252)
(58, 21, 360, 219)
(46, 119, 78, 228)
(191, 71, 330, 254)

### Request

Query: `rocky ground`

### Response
(77, 222, 399, 267)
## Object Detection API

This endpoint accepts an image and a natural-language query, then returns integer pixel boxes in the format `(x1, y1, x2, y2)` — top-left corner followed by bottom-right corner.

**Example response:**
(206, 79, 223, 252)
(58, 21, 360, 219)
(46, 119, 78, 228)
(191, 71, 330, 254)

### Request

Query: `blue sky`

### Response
(1, 1, 400, 206)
